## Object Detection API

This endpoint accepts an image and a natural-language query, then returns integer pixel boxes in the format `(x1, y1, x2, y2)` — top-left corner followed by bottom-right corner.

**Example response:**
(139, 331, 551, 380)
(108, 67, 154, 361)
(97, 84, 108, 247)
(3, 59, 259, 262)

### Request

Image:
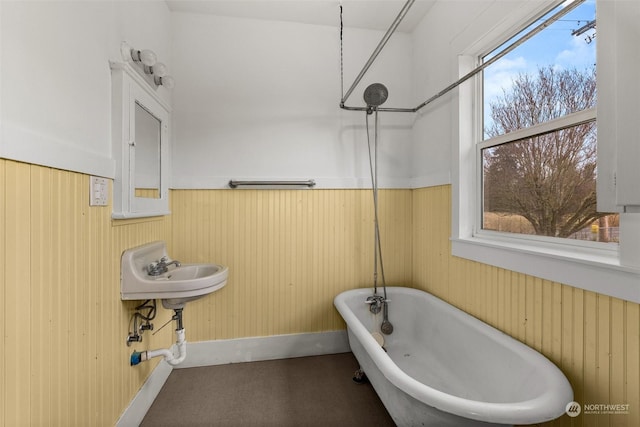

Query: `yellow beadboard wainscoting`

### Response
(412, 185, 640, 427)
(2, 160, 638, 427)
(0, 159, 174, 427)
(170, 189, 413, 341)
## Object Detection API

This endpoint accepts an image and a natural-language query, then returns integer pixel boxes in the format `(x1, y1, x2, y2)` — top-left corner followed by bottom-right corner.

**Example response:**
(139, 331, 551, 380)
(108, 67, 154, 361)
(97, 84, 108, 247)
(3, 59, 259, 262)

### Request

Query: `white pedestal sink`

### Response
(121, 241, 228, 309)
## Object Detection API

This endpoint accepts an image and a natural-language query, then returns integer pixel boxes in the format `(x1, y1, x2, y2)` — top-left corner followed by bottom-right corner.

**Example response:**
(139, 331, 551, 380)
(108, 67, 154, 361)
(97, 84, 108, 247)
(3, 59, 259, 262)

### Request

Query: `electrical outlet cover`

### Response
(90, 176, 109, 206)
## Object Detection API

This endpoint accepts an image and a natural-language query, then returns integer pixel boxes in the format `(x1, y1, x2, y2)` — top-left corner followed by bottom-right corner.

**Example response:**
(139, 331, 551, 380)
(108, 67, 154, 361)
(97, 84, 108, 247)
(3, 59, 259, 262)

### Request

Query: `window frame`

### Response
(477, 109, 598, 242)
(452, 0, 640, 304)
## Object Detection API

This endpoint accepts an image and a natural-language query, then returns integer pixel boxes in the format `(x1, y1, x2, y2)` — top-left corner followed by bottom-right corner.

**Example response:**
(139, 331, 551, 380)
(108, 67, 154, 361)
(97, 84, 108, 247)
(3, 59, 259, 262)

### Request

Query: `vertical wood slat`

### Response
(3, 161, 31, 427)
(52, 169, 71, 425)
(610, 297, 625, 427)
(572, 288, 585, 413)
(626, 303, 640, 427)
(583, 291, 599, 415)
(0, 160, 4, 426)
(30, 166, 52, 426)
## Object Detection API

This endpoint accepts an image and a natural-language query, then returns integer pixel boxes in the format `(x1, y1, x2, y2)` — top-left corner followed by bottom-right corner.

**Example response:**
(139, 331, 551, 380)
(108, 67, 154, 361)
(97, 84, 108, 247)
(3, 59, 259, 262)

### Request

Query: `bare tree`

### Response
(483, 66, 607, 238)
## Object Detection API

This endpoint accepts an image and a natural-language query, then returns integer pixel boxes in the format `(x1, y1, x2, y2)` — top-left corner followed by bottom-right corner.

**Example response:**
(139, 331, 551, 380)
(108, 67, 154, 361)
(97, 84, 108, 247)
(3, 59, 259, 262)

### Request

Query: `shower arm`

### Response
(339, 0, 585, 114)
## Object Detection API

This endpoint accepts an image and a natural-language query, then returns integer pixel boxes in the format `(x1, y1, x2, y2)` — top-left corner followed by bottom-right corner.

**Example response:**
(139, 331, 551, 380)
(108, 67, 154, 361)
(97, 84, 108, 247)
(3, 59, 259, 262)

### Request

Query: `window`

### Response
(452, 0, 640, 303)
(479, 0, 618, 244)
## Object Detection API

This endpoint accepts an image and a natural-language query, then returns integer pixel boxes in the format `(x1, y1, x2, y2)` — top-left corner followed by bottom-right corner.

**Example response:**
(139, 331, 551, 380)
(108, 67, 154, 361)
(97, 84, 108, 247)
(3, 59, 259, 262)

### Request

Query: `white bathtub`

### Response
(334, 287, 573, 427)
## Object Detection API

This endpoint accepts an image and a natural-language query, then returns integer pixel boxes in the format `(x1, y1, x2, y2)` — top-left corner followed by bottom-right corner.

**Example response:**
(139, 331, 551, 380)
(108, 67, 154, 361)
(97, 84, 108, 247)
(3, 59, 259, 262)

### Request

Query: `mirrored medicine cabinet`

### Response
(110, 61, 171, 219)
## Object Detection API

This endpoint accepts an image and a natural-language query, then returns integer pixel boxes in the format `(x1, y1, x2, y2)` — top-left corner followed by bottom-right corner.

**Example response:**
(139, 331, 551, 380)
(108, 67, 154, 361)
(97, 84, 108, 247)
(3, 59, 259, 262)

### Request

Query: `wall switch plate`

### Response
(90, 176, 109, 206)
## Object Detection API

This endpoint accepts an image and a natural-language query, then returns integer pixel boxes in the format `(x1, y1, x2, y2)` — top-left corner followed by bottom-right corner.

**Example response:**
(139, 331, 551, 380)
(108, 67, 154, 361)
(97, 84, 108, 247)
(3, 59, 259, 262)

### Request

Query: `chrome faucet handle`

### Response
(147, 261, 163, 276)
(365, 295, 384, 314)
(148, 257, 180, 276)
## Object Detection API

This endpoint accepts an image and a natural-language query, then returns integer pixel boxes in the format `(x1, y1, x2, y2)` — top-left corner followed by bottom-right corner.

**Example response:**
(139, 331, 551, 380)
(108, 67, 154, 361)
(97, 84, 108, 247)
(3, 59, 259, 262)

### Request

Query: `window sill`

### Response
(451, 234, 640, 303)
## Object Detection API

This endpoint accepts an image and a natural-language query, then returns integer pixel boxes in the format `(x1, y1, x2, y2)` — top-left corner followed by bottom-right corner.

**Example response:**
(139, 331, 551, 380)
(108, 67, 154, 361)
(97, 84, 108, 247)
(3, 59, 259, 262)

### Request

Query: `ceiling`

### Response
(166, 0, 436, 33)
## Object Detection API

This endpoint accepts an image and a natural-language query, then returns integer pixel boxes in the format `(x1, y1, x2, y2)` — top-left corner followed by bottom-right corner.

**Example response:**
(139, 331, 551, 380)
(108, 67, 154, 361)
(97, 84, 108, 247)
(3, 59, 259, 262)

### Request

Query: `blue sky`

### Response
(483, 0, 596, 131)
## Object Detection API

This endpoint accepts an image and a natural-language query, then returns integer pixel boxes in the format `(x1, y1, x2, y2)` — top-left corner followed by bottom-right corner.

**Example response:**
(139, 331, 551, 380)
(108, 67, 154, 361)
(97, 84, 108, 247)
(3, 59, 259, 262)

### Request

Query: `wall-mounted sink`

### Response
(121, 241, 228, 309)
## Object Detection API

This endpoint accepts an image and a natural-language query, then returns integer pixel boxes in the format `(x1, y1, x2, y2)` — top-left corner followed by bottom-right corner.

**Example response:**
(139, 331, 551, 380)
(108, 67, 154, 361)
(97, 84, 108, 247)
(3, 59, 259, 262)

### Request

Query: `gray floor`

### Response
(141, 352, 396, 427)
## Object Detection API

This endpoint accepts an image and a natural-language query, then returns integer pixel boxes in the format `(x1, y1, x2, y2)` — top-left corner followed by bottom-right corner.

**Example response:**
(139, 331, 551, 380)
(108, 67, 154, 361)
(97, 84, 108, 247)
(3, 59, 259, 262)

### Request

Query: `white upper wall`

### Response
(170, 11, 414, 189)
(0, 0, 544, 188)
(0, 0, 172, 178)
(171, 0, 543, 189)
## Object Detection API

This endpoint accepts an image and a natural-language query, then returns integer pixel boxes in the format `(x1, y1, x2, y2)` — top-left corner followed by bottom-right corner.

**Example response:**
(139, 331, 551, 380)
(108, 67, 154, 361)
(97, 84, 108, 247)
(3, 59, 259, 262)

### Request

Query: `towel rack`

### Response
(228, 180, 316, 189)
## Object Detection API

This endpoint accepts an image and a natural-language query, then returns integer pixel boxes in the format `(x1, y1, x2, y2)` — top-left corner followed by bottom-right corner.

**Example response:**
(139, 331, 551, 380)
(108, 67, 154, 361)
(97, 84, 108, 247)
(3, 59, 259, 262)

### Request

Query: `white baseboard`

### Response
(116, 359, 173, 427)
(116, 330, 350, 425)
(177, 330, 350, 369)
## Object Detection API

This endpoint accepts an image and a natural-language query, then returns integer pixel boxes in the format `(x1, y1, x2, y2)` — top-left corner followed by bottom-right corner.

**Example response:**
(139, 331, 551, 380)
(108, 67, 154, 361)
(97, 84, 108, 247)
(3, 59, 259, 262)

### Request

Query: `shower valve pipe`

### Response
(130, 328, 187, 366)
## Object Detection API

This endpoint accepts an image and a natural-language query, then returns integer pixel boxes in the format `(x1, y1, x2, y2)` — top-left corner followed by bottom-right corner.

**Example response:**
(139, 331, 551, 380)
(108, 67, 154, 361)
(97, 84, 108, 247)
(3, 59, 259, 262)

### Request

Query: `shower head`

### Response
(363, 83, 389, 109)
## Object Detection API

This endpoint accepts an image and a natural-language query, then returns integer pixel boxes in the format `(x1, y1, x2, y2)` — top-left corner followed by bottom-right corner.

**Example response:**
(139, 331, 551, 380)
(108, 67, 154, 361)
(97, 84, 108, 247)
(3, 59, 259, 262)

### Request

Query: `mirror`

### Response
(111, 61, 171, 219)
(134, 102, 161, 199)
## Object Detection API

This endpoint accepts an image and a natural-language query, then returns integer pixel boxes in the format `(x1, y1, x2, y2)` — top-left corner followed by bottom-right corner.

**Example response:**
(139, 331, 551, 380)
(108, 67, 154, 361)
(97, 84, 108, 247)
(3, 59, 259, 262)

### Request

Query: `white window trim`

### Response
(478, 108, 596, 154)
(452, 5, 640, 304)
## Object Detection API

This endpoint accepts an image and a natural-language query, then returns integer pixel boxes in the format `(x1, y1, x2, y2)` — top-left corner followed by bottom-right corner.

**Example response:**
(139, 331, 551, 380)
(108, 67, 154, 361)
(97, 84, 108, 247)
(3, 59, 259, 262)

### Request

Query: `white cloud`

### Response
(555, 31, 596, 71)
(483, 56, 528, 104)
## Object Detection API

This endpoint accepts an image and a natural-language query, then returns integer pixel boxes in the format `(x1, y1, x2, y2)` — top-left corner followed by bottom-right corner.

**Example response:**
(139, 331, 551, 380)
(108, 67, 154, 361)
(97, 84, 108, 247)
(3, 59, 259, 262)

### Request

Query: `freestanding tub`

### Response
(334, 287, 573, 427)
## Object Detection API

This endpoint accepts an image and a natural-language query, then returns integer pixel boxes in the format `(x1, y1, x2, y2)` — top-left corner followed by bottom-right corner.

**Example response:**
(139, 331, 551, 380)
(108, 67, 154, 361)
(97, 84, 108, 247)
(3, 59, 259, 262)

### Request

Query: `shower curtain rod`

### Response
(339, 0, 585, 114)
(340, 0, 416, 107)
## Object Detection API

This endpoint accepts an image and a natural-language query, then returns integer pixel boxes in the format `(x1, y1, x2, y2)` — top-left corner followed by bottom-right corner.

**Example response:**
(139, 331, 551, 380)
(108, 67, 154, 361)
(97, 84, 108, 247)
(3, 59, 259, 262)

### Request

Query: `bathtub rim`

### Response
(334, 286, 574, 425)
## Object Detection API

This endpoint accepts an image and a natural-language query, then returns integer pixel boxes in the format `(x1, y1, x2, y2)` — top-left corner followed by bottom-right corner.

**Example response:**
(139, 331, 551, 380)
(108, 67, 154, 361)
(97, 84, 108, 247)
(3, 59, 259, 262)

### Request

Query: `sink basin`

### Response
(121, 241, 228, 309)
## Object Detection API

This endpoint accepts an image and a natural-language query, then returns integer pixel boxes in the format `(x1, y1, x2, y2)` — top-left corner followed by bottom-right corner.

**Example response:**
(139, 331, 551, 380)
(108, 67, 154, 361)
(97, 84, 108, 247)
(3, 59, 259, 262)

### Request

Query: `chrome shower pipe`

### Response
(340, 0, 415, 107)
(340, 0, 585, 114)
(411, 0, 586, 113)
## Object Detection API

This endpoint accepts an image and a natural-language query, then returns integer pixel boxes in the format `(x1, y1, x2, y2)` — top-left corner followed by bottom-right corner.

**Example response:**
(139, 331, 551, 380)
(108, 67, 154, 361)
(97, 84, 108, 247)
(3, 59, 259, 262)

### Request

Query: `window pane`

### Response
(482, 121, 617, 243)
(483, 0, 596, 139)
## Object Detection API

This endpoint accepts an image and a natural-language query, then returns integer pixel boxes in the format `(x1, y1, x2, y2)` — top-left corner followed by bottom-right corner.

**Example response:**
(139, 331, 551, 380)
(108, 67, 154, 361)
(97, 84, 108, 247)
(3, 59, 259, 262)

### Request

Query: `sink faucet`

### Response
(148, 256, 181, 276)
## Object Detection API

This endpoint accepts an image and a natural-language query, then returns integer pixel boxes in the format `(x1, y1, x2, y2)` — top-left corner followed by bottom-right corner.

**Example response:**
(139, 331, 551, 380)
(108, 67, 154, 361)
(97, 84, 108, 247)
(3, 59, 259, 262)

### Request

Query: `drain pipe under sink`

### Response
(130, 308, 187, 366)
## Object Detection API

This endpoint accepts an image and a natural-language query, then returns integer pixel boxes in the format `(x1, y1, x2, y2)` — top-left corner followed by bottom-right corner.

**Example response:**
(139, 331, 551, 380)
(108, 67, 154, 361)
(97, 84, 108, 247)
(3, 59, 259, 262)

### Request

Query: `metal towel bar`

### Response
(228, 180, 316, 188)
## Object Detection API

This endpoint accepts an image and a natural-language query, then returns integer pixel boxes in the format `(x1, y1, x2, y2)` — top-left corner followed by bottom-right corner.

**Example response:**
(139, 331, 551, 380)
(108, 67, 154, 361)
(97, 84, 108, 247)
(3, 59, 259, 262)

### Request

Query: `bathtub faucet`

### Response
(365, 295, 386, 314)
